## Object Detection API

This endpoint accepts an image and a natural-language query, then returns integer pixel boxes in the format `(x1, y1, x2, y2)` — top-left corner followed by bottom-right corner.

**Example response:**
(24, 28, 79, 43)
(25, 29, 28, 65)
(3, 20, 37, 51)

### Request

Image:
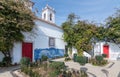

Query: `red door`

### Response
(22, 42, 33, 61)
(103, 45, 109, 58)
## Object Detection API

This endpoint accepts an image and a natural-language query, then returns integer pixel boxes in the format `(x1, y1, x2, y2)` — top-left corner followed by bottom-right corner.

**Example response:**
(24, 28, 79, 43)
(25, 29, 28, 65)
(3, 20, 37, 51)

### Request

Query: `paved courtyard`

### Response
(52, 58, 120, 77)
(0, 65, 20, 77)
(0, 58, 120, 77)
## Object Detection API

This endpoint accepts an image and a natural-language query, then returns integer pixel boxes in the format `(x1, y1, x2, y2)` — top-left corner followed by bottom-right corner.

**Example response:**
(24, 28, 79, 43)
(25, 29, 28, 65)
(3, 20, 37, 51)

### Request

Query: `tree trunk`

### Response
(1, 51, 11, 58)
(1, 51, 12, 66)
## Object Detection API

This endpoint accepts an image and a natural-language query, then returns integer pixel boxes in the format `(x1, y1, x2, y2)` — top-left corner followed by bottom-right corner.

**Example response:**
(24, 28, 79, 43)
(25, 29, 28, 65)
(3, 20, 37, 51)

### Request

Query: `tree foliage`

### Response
(105, 9, 120, 43)
(62, 13, 98, 55)
(0, 0, 35, 58)
(95, 26, 106, 41)
(74, 21, 97, 55)
(62, 13, 76, 48)
(62, 9, 120, 56)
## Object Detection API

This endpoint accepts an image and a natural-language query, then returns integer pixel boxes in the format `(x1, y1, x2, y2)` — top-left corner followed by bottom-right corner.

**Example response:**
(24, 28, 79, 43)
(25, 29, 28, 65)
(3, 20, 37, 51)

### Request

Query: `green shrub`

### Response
(101, 60, 108, 65)
(0, 62, 4, 67)
(73, 53, 77, 62)
(76, 56, 87, 65)
(30, 62, 38, 67)
(64, 54, 68, 57)
(49, 62, 65, 70)
(90, 55, 108, 66)
(43, 62, 48, 71)
(20, 57, 30, 67)
(49, 71, 58, 77)
(49, 60, 54, 63)
(2, 57, 11, 66)
(62, 71, 67, 77)
(21, 66, 29, 74)
(21, 65, 41, 77)
(41, 55, 48, 62)
(89, 58, 97, 65)
(32, 72, 41, 77)
(64, 57, 71, 61)
(35, 59, 42, 66)
(49, 61, 65, 75)
(0, 62, 2, 67)
(85, 57, 88, 63)
(102, 54, 107, 58)
(95, 55, 103, 62)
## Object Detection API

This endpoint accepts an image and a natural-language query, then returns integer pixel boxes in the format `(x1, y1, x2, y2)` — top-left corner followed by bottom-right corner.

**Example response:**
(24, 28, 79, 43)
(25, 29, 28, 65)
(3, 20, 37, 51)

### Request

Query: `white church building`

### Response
(0, 5, 66, 64)
(0, 2, 120, 64)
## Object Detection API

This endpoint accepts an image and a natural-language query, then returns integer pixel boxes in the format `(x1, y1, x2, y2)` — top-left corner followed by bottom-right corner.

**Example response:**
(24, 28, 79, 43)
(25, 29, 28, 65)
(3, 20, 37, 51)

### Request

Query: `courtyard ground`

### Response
(0, 65, 20, 77)
(0, 58, 120, 77)
(52, 58, 120, 77)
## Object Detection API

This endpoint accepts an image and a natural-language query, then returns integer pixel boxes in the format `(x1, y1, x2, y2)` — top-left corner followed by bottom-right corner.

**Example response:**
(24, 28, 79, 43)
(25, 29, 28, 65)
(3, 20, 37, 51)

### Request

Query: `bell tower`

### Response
(42, 4, 55, 23)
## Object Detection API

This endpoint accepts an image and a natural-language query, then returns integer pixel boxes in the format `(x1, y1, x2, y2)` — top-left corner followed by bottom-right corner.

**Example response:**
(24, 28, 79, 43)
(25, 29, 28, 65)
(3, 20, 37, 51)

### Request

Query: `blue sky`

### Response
(32, 0, 120, 26)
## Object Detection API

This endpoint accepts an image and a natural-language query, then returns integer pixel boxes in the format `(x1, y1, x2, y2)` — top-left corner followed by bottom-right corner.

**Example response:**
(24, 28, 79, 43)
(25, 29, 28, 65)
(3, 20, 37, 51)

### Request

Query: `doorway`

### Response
(22, 42, 33, 61)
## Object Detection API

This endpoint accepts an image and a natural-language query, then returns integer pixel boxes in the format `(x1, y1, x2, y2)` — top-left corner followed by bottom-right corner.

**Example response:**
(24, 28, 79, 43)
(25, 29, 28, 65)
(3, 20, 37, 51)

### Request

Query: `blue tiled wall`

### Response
(34, 48, 64, 61)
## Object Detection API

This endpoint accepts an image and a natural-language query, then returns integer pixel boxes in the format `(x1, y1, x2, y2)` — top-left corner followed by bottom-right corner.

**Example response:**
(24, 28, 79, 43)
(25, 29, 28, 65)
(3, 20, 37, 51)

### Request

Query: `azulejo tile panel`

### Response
(34, 48, 64, 60)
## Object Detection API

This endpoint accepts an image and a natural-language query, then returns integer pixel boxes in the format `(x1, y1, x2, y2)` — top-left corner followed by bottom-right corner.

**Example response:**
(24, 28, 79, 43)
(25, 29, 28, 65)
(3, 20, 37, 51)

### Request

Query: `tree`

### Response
(105, 9, 120, 43)
(0, 0, 35, 62)
(62, 14, 98, 56)
(62, 13, 76, 49)
(74, 20, 97, 55)
(95, 26, 106, 41)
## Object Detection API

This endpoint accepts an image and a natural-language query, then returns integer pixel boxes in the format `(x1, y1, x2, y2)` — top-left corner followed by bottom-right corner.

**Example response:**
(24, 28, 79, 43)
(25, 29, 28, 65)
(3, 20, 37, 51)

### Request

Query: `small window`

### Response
(50, 13, 52, 21)
(44, 13, 46, 19)
(49, 37, 55, 47)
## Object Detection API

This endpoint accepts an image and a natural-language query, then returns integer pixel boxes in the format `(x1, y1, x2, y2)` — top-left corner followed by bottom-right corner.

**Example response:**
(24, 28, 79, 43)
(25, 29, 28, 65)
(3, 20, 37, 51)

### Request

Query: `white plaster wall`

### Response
(94, 42, 101, 56)
(94, 42, 120, 60)
(100, 42, 105, 54)
(0, 52, 4, 62)
(55, 39, 65, 49)
(35, 20, 65, 49)
(34, 35, 49, 48)
(35, 21, 62, 38)
(109, 43, 120, 60)
(83, 52, 91, 58)
(12, 42, 22, 64)
(12, 20, 65, 63)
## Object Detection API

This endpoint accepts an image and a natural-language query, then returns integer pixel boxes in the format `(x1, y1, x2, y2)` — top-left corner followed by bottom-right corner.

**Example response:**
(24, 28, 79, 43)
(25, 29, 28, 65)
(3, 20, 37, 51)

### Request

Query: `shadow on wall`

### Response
(34, 48, 64, 60)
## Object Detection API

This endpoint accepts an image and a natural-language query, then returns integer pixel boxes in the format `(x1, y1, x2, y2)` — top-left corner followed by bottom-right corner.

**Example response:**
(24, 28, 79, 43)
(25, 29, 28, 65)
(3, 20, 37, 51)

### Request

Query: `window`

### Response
(50, 13, 52, 21)
(44, 13, 46, 19)
(49, 37, 55, 47)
